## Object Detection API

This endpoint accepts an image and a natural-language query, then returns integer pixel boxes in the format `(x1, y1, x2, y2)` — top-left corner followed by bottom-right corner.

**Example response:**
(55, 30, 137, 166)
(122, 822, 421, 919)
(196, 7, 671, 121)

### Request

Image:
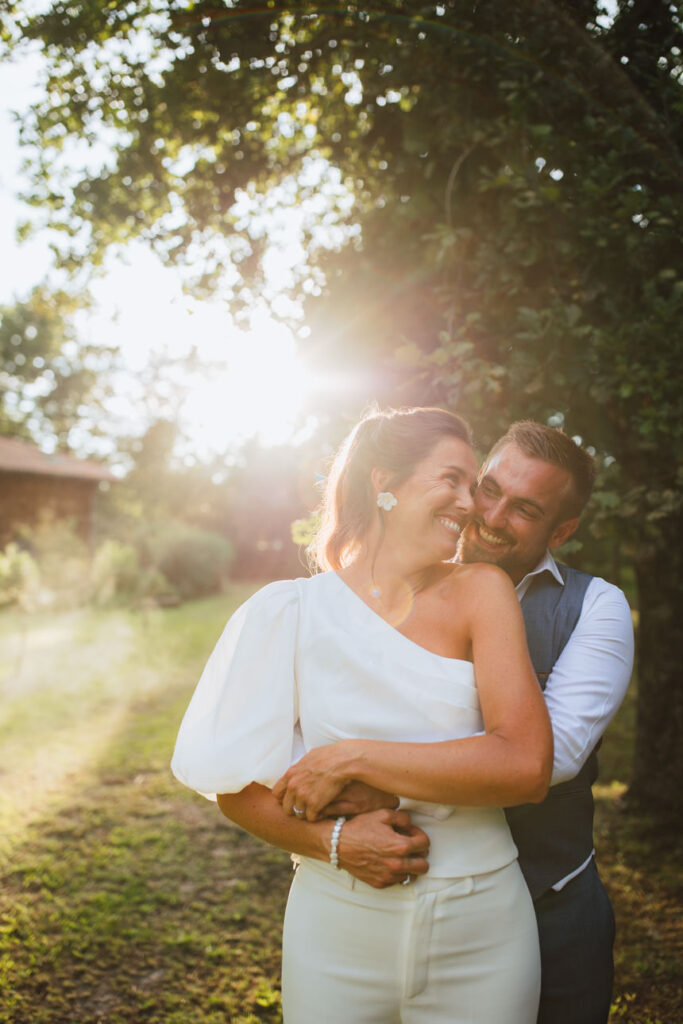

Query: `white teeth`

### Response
(478, 525, 507, 546)
(438, 517, 461, 534)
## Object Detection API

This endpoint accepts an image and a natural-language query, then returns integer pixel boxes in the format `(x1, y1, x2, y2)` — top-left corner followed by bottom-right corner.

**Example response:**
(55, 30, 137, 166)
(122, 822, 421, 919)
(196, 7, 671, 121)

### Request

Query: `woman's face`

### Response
(381, 435, 478, 563)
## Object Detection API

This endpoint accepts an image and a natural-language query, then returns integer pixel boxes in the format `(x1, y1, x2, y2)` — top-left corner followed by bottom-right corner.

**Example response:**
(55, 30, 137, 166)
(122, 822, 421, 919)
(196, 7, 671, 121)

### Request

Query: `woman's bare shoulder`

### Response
(443, 562, 516, 601)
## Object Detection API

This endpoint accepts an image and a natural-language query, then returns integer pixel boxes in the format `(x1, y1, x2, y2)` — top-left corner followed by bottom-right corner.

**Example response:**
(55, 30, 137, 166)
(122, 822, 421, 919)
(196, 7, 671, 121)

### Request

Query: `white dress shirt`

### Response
(515, 551, 634, 888)
(515, 551, 634, 787)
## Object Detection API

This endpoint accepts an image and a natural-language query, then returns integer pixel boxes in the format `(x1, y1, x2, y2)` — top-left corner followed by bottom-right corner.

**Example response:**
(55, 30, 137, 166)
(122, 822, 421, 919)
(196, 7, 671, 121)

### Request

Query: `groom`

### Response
(454, 421, 633, 1024)
(458, 417, 634, 1024)
(337, 421, 633, 1024)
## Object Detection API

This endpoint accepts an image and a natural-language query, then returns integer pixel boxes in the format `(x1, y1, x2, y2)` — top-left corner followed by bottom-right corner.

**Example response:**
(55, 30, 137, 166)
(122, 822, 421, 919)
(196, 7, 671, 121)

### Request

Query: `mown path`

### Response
(0, 592, 679, 1023)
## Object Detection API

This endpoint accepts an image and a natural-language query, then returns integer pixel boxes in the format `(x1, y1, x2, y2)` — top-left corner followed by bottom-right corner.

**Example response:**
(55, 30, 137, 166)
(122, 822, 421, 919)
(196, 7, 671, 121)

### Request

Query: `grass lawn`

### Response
(0, 591, 680, 1023)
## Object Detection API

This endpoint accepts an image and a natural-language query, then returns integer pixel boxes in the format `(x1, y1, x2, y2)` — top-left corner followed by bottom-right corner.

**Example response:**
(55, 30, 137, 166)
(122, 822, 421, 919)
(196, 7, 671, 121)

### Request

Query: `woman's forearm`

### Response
(274, 726, 551, 819)
(217, 783, 433, 888)
(345, 729, 551, 807)
(217, 783, 333, 860)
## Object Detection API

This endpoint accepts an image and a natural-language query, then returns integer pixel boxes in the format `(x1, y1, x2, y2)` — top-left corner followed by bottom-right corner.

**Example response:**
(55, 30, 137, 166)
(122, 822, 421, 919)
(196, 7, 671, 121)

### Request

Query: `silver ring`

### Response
(401, 874, 412, 886)
(293, 805, 305, 817)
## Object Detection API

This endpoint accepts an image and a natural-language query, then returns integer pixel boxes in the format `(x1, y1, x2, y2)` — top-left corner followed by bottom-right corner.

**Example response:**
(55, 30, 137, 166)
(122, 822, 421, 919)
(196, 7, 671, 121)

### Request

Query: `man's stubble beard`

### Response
(456, 524, 503, 566)
(457, 524, 523, 580)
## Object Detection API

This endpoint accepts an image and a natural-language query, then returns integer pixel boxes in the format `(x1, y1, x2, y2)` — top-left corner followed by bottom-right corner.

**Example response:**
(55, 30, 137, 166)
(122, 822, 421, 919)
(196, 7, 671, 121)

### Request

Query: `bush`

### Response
(138, 566, 178, 604)
(91, 539, 142, 604)
(0, 543, 40, 609)
(146, 523, 233, 600)
(19, 515, 91, 608)
(92, 539, 184, 606)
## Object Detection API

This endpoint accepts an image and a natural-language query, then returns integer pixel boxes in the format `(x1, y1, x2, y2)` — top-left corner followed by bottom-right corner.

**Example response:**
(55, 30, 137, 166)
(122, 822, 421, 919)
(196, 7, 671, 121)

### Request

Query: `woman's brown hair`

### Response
(312, 406, 471, 571)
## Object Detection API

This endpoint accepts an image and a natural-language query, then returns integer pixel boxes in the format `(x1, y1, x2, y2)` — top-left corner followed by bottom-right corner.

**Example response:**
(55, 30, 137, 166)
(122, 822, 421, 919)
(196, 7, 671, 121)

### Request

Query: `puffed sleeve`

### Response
(171, 580, 300, 799)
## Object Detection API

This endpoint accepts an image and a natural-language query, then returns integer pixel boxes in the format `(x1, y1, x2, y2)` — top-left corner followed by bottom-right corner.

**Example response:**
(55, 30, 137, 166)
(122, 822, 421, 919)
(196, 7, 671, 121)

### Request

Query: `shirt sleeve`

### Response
(171, 580, 300, 799)
(397, 797, 454, 820)
(545, 577, 634, 785)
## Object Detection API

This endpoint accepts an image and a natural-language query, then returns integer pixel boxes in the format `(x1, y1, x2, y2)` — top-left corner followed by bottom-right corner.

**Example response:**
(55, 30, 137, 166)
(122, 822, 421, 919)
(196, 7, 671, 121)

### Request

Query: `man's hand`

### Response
(336, 809, 430, 889)
(322, 781, 399, 818)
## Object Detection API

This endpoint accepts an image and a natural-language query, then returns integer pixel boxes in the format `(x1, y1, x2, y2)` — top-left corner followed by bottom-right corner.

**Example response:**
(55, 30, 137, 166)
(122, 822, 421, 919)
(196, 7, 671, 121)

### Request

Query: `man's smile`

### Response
(473, 521, 509, 548)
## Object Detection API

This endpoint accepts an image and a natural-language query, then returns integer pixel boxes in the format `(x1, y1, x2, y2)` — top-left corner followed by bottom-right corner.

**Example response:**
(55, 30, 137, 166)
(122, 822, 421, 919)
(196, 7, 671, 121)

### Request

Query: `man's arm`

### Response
(543, 578, 634, 785)
(216, 783, 430, 888)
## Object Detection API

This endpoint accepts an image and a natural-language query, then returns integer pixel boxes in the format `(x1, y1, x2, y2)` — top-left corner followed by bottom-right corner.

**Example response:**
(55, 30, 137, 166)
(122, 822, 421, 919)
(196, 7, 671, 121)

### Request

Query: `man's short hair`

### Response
(484, 421, 597, 519)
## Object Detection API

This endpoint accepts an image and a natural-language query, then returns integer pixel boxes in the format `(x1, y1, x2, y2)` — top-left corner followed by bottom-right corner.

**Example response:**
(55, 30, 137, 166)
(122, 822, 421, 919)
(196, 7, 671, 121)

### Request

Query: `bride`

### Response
(172, 406, 552, 1023)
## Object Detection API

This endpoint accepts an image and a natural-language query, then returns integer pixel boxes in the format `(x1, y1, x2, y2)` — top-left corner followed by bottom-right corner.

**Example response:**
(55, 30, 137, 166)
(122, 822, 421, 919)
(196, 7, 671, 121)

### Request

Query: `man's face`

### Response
(457, 442, 579, 584)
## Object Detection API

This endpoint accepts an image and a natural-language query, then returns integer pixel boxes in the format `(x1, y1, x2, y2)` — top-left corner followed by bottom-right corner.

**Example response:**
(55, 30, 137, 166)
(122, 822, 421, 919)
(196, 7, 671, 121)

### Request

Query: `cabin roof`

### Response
(0, 436, 116, 482)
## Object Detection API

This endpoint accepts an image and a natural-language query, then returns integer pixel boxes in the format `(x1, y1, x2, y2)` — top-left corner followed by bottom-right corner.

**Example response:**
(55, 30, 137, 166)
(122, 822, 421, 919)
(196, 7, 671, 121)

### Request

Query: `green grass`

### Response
(0, 593, 680, 1023)
(0, 588, 289, 1024)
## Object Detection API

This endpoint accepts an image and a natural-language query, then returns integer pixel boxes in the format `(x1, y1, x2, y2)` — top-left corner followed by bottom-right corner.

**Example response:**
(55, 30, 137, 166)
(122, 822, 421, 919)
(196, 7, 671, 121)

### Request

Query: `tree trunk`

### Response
(628, 508, 683, 822)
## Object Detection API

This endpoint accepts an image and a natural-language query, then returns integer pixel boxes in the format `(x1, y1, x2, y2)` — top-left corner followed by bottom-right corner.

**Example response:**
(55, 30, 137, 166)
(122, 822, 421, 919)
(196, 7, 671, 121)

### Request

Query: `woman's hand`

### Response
(272, 742, 359, 820)
(218, 786, 430, 888)
(337, 809, 430, 888)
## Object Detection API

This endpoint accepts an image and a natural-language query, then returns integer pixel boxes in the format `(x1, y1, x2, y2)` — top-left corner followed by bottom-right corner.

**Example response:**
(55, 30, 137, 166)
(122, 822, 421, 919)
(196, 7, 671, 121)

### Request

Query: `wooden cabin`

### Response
(0, 436, 116, 548)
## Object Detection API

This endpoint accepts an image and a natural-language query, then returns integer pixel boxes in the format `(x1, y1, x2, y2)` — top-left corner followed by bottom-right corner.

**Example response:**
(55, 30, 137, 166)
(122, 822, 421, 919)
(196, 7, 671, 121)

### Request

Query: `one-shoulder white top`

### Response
(172, 572, 518, 878)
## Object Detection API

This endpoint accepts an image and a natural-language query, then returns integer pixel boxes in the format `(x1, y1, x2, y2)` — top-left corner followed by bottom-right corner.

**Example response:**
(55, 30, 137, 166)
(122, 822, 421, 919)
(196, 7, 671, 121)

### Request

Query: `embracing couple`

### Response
(172, 407, 633, 1024)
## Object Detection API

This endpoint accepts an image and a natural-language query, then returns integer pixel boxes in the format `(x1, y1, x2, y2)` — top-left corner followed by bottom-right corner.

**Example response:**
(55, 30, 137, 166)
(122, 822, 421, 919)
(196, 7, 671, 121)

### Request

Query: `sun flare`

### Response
(83, 250, 318, 457)
(182, 314, 315, 451)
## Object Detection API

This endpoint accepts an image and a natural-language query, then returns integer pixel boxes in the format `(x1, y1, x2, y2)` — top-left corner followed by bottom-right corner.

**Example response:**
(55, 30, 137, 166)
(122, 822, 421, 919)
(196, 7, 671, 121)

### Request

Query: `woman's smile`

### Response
(435, 514, 464, 535)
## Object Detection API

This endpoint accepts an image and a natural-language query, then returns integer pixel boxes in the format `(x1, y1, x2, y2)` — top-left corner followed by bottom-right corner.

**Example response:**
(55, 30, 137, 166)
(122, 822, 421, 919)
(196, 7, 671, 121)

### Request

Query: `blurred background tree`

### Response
(0, 286, 117, 451)
(1, 0, 681, 815)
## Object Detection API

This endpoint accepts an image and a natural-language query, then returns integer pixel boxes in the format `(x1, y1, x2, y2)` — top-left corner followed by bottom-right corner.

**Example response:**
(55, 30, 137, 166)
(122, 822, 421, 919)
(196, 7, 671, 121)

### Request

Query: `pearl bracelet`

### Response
(329, 815, 346, 870)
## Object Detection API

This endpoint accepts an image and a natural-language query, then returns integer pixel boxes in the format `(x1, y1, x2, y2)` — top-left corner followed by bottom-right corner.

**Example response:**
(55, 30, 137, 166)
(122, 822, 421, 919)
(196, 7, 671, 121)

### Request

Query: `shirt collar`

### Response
(514, 550, 564, 597)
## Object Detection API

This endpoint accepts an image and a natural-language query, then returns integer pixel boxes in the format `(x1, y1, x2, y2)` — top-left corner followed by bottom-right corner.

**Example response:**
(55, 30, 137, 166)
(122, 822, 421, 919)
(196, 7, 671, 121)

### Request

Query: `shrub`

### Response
(146, 523, 233, 600)
(18, 515, 90, 608)
(138, 567, 178, 605)
(290, 513, 321, 549)
(91, 539, 142, 604)
(0, 543, 40, 609)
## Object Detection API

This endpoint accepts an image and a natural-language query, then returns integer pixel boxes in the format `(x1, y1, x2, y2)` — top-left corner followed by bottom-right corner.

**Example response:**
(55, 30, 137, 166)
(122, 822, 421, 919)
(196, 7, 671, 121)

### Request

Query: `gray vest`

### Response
(505, 563, 596, 900)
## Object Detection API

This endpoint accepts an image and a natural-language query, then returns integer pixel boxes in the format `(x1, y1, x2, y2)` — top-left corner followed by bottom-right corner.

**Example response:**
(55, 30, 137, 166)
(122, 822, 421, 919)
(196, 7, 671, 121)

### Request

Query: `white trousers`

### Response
(282, 858, 540, 1024)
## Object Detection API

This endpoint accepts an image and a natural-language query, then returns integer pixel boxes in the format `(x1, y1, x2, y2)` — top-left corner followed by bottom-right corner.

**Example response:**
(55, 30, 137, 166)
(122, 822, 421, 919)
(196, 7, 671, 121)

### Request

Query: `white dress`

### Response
(172, 572, 541, 1023)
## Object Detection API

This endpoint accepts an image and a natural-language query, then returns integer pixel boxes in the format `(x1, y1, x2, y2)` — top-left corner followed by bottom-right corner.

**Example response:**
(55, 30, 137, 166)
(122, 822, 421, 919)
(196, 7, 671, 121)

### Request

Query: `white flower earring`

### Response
(376, 491, 398, 511)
